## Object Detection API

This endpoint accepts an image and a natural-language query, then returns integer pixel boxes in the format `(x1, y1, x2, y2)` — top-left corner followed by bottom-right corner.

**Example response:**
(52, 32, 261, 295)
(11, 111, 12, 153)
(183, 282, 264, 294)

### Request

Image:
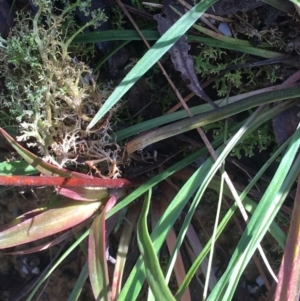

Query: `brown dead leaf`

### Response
(272, 105, 300, 145)
(154, 0, 217, 108)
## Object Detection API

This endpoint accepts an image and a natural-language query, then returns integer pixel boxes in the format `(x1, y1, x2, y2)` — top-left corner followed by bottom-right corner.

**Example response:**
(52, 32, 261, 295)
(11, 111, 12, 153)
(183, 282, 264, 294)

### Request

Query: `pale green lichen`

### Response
(206, 120, 275, 159)
(194, 46, 282, 96)
(0, 0, 121, 177)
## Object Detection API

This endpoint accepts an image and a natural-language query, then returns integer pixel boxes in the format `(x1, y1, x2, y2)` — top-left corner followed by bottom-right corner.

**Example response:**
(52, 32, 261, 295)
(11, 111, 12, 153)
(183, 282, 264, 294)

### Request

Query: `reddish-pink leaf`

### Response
(0, 176, 134, 188)
(0, 127, 135, 189)
(7, 222, 89, 255)
(7, 229, 74, 255)
(275, 177, 300, 301)
(0, 207, 47, 232)
(57, 186, 109, 201)
(89, 195, 117, 301)
(0, 199, 103, 249)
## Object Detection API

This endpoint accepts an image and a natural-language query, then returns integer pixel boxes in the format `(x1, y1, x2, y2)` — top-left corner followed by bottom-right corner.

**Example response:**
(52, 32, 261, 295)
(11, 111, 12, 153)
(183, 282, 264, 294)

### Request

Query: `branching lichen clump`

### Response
(195, 46, 282, 96)
(0, 0, 121, 177)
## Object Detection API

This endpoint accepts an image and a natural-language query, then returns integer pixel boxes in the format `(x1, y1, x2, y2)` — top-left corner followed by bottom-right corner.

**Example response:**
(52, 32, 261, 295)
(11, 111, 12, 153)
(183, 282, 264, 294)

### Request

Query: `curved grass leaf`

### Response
(188, 35, 284, 58)
(120, 100, 293, 300)
(105, 151, 220, 300)
(87, 0, 219, 130)
(89, 195, 116, 301)
(113, 82, 289, 142)
(26, 228, 90, 300)
(111, 205, 140, 300)
(118, 160, 213, 301)
(73, 30, 160, 43)
(125, 88, 300, 154)
(137, 190, 176, 301)
(207, 124, 300, 301)
(67, 261, 89, 301)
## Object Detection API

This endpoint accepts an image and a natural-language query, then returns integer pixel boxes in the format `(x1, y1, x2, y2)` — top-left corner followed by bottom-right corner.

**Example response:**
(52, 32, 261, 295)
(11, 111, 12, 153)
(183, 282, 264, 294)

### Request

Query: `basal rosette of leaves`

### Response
(0, 0, 120, 177)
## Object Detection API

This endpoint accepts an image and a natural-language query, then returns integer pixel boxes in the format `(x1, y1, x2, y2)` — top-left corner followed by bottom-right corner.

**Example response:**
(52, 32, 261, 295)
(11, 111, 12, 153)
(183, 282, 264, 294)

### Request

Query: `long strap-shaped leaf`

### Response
(125, 89, 300, 154)
(87, 0, 219, 130)
(0, 127, 134, 188)
(0, 199, 102, 248)
(137, 190, 176, 301)
(0, 175, 133, 188)
(207, 124, 300, 301)
(89, 195, 117, 301)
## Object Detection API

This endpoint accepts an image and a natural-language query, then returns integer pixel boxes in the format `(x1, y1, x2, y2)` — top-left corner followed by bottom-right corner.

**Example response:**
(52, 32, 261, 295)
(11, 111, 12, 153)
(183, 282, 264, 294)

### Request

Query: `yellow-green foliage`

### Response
(0, 0, 120, 177)
(195, 46, 281, 96)
(206, 120, 274, 159)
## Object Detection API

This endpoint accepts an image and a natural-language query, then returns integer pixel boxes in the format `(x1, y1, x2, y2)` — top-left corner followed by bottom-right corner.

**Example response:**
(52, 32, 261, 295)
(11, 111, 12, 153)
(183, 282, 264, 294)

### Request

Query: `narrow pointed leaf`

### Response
(87, 0, 219, 130)
(0, 199, 102, 248)
(137, 190, 176, 301)
(112, 204, 140, 300)
(207, 124, 300, 301)
(89, 195, 117, 301)
(68, 261, 89, 301)
(125, 88, 300, 155)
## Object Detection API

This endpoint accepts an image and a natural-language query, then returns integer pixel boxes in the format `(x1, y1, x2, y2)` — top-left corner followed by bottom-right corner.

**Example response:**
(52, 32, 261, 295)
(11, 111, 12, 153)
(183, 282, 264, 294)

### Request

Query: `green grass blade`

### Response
(26, 229, 90, 300)
(74, 29, 281, 59)
(207, 124, 300, 301)
(67, 262, 88, 301)
(73, 30, 160, 43)
(118, 158, 215, 300)
(175, 118, 291, 299)
(87, 0, 218, 130)
(112, 206, 140, 299)
(125, 88, 300, 154)
(137, 190, 176, 301)
(188, 35, 284, 58)
(114, 100, 219, 141)
(93, 40, 130, 72)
